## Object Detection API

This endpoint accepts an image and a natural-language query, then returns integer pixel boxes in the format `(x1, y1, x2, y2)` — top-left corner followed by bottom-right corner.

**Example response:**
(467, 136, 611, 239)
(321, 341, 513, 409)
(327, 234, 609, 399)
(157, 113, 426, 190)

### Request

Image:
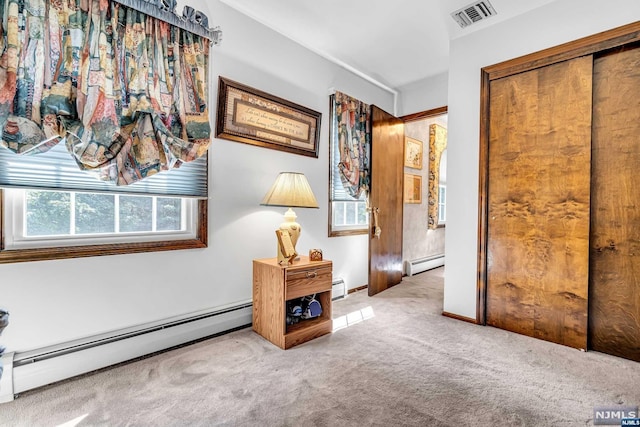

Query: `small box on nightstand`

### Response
(309, 249, 323, 261)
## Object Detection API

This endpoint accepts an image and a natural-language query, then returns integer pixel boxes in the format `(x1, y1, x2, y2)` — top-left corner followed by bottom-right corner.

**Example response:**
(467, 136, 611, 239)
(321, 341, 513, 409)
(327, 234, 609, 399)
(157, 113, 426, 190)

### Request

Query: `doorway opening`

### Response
(401, 107, 448, 277)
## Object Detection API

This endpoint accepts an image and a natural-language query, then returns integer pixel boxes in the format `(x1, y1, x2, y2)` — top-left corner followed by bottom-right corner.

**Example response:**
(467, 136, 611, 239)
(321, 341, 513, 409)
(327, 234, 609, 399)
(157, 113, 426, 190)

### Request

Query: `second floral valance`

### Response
(333, 91, 371, 200)
(0, 0, 211, 186)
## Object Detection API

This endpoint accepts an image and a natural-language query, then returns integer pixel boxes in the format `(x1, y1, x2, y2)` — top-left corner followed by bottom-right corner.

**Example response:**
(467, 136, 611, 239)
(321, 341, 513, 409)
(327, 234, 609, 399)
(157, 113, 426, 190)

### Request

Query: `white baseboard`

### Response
(2, 301, 252, 402)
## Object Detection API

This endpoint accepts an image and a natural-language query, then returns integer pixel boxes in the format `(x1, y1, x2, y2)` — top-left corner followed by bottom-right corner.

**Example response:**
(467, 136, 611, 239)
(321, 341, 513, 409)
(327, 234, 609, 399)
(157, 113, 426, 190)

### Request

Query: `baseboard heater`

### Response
(332, 278, 347, 300)
(0, 301, 253, 403)
(405, 254, 445, 276)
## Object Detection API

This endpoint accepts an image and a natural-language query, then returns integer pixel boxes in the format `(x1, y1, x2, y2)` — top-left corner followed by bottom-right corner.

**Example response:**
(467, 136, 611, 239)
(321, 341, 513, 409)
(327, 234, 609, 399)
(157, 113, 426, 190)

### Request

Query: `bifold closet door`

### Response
(486, 56, 593, 349)
(590, 45, 640, 362)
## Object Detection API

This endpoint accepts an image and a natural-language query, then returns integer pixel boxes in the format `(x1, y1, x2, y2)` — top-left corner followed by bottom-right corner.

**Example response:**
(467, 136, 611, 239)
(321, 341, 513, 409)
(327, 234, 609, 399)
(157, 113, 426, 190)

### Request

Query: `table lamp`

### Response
(261, 172, 319, 261)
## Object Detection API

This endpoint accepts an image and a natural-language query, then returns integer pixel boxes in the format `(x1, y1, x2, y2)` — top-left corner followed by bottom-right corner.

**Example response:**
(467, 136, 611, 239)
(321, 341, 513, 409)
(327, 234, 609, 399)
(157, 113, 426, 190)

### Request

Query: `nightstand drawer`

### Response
(286, 266, 332, 300)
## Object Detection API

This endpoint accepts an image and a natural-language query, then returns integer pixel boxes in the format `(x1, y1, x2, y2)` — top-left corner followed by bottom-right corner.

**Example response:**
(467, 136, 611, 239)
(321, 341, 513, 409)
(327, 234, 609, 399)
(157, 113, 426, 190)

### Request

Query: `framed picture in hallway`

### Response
(404, 137, 423, 169)
(404, 173, 422, 204)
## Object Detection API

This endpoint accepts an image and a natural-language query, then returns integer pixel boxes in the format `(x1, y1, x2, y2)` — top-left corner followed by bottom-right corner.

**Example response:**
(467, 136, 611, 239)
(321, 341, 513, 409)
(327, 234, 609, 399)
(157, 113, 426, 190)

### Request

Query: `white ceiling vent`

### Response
(451, 1, 497, 28)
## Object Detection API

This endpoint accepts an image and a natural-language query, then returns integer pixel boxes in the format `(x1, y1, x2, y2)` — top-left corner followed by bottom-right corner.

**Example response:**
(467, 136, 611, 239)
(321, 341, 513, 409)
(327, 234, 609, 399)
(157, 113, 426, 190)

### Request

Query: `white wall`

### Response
(444, 0, 640, 318)
(0, 0, 393, 353)
(398, 72, 448, 117)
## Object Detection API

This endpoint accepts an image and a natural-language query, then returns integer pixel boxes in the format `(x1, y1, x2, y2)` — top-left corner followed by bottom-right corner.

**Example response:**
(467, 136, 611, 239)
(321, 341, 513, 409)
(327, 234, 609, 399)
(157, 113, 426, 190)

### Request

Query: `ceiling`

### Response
(219, 0, 558, 91)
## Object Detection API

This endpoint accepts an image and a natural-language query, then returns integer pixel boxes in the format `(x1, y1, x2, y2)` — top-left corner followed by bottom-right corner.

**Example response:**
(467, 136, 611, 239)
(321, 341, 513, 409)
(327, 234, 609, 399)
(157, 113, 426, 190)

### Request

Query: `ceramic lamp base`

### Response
(279, 208, 301, 260)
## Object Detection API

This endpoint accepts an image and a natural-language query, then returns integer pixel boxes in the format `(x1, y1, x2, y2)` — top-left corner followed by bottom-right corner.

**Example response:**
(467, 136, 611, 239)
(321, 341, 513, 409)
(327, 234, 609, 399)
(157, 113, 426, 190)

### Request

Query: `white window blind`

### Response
(0, 143, 208, 198)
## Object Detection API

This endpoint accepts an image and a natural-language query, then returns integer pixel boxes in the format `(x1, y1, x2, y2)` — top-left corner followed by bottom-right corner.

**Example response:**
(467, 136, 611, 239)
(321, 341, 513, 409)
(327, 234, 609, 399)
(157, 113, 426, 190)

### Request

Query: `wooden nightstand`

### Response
(252, 256, 332, 349)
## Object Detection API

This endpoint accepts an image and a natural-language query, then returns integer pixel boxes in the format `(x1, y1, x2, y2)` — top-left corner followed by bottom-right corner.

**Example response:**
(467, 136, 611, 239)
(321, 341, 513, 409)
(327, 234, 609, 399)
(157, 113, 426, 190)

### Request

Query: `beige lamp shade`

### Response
(260, 172, 319, 208)
(261, 172, 318, 263)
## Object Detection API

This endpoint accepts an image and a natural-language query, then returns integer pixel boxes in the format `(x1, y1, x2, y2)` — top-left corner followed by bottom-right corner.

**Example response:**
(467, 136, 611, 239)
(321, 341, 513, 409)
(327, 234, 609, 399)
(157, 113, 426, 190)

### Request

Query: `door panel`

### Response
(368, 106, 404, 296)
(486, 56, 593, 349)
(590, 45, 640, 362)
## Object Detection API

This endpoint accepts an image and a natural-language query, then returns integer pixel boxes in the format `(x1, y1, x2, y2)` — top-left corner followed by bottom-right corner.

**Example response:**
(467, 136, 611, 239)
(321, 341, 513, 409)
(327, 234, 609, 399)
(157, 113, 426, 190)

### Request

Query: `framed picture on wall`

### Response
(404, 137, 423, 169)
(215, 77, 322, 158)
(404, 173, 422, 204)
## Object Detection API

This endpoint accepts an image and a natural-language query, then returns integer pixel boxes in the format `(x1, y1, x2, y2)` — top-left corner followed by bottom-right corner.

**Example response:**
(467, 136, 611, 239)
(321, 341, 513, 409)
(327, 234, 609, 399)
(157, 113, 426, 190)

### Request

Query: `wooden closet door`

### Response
(590, 45, 640, 362)
(486, 56, 593, 349)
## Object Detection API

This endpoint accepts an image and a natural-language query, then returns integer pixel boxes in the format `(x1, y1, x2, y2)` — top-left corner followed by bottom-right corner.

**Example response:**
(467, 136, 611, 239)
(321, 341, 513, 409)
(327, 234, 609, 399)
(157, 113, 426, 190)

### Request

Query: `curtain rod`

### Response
(113, 0, 222, 45)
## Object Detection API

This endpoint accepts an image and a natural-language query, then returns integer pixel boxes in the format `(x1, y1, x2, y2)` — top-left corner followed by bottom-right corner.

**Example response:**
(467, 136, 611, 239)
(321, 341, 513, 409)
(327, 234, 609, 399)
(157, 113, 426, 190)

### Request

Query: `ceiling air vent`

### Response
(451, 1, 497, 28)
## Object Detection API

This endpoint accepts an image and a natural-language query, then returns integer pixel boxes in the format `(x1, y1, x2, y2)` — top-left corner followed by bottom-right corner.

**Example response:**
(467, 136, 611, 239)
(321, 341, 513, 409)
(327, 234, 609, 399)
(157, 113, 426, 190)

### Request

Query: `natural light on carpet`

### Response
(56, 414, 89, 427)
(332, 306, 374, 332)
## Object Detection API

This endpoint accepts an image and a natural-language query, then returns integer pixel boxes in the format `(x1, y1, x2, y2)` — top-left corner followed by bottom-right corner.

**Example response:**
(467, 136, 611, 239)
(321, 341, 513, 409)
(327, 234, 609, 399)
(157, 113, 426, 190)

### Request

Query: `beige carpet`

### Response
(1, 267, 639, 426)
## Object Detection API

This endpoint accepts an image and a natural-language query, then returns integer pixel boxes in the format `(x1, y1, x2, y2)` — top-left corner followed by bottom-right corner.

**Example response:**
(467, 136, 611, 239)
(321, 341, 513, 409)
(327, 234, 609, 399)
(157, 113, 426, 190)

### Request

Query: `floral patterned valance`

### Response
(0, 0, 211, 186)
(333, 91, 371, 200)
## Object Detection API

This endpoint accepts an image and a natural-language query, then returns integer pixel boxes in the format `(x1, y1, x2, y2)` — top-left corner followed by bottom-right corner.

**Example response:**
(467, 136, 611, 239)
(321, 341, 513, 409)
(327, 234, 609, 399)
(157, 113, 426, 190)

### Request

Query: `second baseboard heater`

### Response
(405, 254, 445, 276)
(1, 301, 252, 403)
(332, 278, 347, 300)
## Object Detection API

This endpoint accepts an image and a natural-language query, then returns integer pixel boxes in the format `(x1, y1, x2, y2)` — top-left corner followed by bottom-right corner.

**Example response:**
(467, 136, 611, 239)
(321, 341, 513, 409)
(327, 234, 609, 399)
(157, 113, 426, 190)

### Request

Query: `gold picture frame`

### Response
(404, 173, 422, 204)
(404, 137, 423, 169)
(276, 229, 297, 265)
(216, 77, 321, 158)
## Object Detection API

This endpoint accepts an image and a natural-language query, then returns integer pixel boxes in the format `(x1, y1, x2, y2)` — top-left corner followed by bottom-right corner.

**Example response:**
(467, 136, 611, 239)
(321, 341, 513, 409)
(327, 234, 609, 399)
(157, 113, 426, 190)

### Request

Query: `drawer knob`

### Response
(306, 271, 318, 278)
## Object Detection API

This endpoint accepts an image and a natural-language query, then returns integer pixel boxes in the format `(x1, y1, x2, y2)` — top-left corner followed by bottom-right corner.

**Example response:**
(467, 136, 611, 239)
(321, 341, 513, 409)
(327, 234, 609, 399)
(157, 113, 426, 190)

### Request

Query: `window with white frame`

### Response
(438, 185, 446, 224)
(0, 143, 207, 262)
(3, 189, 197, 250)
(331, 198, 368, 233)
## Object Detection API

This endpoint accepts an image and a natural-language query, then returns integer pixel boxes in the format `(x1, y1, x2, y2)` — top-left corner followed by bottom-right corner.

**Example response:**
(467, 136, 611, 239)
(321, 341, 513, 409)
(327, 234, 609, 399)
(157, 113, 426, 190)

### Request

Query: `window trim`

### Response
(0, 190, 207, 264)
(328, 197, 370, 238)
(329, 200, 369, 237)
(437, 184, 446, 228)
(328, 94, 369, 237)
(6, 190, 196, 248)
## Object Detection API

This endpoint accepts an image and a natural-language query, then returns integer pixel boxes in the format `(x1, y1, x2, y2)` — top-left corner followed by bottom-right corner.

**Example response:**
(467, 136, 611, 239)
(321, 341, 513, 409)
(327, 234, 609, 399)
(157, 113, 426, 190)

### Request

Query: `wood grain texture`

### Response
(477, 69, 491, 325)
(484, 21, 640, 81)
(285, 265, 332, 300)
(486, 56, 593, 349)
(590, 44, 640, 362)
(478, 22, 640, 328)
(284, 318, 332, 349)
(348, 285, 369, 294)
(442, 311, 478, 324)
(400, 106, 448, 123)
(369, 106, 404, 296)
(253, 259, 287, 349)
(253, 257, 332, 349)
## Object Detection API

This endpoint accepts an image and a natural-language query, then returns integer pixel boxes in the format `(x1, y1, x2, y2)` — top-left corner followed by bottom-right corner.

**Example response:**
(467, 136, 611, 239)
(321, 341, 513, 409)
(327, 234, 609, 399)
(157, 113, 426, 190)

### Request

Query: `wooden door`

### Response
(368, 106, 404, 296)
(590, 44, 640, 362)
(486, 56, 593, 349)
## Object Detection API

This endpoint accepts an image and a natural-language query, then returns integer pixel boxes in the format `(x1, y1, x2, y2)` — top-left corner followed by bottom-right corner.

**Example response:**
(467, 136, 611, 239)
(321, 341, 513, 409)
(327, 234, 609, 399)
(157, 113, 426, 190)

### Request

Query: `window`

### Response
(332, 199, 369, 232)
(0, 1, 212, 264)
(329, 185, 369, 236)
(328, 94, 369, 236)
(0, 189, 206, 263)
(0, 141, 208, 263)
(3, 190, 197, 250)
(438, 185, 446, 224)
